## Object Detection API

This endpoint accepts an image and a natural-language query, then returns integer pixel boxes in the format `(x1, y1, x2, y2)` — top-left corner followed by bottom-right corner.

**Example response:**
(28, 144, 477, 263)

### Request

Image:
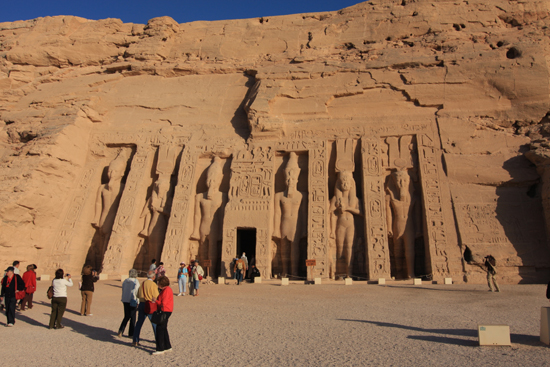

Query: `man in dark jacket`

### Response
(0, 266, 25, 326)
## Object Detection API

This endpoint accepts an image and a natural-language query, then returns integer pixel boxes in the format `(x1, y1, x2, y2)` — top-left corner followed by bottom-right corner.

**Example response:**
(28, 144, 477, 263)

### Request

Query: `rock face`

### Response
(1, 0, 549, 283)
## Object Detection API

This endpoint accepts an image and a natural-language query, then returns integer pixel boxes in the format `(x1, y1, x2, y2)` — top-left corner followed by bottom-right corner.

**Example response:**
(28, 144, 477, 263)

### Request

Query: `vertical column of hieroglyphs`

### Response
(102, 145, 153, 276)
(49, 164, 99, 271)
(308, 140, 329, 278)
(161, 145, 198, 272)
(417, 134, 449, 277)
(360, 138, 391, 279)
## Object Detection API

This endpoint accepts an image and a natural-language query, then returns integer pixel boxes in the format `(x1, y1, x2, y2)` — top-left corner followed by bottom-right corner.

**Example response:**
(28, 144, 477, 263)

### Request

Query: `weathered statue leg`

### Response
(344, 227, 354, 278)
(280, 238, 289, 276)
(290, 238, 300, 277)
(403, 227, 415, 278)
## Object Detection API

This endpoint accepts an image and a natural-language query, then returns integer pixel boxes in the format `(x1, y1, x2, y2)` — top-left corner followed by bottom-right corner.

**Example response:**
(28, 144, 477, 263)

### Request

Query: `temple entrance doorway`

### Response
(237, 228, 256, 278)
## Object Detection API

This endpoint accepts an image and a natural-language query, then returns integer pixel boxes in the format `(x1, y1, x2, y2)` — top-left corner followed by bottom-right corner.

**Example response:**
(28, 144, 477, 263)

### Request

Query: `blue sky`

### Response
(2, 1, 365, 24)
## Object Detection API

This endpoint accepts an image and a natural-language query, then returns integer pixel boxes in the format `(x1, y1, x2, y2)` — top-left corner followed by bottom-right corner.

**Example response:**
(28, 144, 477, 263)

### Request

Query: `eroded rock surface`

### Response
(1, 0, 549, 283)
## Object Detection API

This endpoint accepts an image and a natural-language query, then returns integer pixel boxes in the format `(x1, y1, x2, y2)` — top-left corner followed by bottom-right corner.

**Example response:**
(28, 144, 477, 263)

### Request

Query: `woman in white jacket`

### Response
(117, 269, 140, 337)
(49, 268, 73, 329)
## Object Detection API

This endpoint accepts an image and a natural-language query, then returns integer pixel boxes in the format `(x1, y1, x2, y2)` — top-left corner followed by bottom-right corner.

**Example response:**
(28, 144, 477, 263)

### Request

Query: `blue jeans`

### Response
(236, 269, 243, 284)
(178, 276, 187, 294)
(133, 302, 156, 343)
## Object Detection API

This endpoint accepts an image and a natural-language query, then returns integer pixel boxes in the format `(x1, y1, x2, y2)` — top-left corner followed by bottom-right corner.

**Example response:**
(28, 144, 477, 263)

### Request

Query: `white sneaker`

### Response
(152, 351, 165, 355)
(177, 293, 182, 296)
(165, 348, 173, 353)
(7, 323, 14, 327)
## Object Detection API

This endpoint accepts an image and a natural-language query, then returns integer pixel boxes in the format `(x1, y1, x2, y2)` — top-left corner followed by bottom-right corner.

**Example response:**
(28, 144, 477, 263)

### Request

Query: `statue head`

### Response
(392, 169, 410, 191)
(206, 156, 223, 192)
(284, 152, 300, 188)
(107, 155, 126, 181)
(336, 170, 354, 192)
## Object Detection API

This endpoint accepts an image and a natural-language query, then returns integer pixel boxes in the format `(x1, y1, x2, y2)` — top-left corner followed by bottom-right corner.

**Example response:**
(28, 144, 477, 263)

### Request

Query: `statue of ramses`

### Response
(190, 157, 227, 270)
(273, 152, 307, 277)
(386, 168, 419, 279)
(91, 152, 127, 266)
(139, 175, 173, 262)
(329, 170, 361, 278)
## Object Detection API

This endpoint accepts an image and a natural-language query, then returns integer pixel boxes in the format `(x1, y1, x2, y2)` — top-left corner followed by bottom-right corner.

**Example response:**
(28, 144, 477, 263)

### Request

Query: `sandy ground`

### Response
(2, 279, 549, 366)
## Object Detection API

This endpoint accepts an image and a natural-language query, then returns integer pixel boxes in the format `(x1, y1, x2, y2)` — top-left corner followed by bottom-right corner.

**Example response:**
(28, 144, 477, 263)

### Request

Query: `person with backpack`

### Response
(234, 257, 246, 285)
(192, 260, 204, 296)
(484, 255, 500, 292)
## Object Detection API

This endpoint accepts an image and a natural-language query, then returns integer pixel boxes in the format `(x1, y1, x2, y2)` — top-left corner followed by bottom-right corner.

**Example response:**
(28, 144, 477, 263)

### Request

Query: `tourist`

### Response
(12, 261, 20, 275)
(483, 255, 500, 292)
(149, 259, 157, 272)
(155, 262, 166, 279)
(49, 269, 73, 329)
(251, 265, 261, 282)
(132, 270, 158, 347)
(177, 262, 188, 296)
(151, 275, 174, 355)
(241, 253, 248, 278)
(192, 260, 204, 296)
(80, 265, 98, 316)
(188, 260, 195, 296)
(21, 264, 37, 311)
(0, 266, 25, 326)
(234, 257, 246, 285)
(118, 269, 140, 338)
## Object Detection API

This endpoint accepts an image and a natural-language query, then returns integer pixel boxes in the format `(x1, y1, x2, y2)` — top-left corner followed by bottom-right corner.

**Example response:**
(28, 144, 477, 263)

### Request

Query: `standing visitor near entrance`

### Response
(192, 261, 204, 297)
(132, 270, 158, 347)
(149, 259, 157, 272)
(484, 255, 500, 292)
(241, 253, 248, 278)
(0, 266, 25, 326)
(177, 262, 188, 296)
(155, 262, 166, 278)
(80, 265, 98, 316)
(49, 269, 73, 329)
(12, 261, 20, 275)
(21, 264, 37, 311)
(118, 269, 140, 338)
(151, 275, 173, 355)
(234, 257, 246, 285)
(188, 261, 195, 296)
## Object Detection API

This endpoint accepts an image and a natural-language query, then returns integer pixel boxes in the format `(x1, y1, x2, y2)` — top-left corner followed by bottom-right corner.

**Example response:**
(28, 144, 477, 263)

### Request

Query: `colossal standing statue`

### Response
(386, 169, 418, 279)
(190, 157, 227, 272)
(329, 170, 361, 278)
(139, 176, 173, 262)
(91, 152, 127, 267)
(273, 152, 307, 277)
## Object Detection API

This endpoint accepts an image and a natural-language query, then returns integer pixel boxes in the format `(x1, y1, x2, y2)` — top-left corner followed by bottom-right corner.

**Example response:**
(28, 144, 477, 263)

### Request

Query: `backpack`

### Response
(237, 262, 243, 270)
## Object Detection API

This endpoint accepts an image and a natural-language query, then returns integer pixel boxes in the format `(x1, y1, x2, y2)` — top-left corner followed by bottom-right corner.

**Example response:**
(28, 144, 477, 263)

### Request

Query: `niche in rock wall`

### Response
(133, 145, 180, 272)
(188, 155, 231, 276)
(327, 139, 364, 279)
(272, 151, 308, 278)
(85, 146, 135, 271)
(381, 135, 427, 279)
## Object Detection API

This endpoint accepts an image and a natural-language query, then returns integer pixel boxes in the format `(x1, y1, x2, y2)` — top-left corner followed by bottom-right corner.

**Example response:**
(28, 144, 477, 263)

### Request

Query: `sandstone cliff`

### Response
(1, 0, 549, 283)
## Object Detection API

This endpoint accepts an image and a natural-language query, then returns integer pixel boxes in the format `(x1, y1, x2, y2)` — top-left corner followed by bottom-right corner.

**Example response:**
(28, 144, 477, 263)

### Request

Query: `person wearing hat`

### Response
(191, 260, 204, 297)
(0, 266, 25, 326)
(177, 262, 188, 296)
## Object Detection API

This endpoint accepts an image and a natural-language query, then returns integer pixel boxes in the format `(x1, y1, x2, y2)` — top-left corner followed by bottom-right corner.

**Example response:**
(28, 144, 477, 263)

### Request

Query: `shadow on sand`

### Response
(338, 319, 543, 347)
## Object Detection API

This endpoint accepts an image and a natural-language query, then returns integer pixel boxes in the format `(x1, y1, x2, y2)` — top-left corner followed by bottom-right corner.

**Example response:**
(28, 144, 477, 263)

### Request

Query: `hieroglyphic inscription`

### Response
(307, 140, 328, 279)
(102, 146, 153, 275)
(221, 145, 275, 277)
(49, 164, 99, 270)
(417, 134, 449, 276)
(161, 145, 199, 271)
(361, 138, 391, 279)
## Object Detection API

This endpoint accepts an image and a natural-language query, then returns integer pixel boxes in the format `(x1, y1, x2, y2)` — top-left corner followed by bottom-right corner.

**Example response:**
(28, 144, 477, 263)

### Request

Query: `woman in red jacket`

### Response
(21, 264, 37, 311)
(152, 275, 174, 355)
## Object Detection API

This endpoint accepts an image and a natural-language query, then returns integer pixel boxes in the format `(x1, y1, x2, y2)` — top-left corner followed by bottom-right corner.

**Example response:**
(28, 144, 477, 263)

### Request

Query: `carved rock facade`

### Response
(1, 0, 550, 283)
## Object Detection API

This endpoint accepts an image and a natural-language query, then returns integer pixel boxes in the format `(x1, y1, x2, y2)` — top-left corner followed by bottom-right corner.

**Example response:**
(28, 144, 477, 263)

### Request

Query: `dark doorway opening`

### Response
(237, 228, 256, 277)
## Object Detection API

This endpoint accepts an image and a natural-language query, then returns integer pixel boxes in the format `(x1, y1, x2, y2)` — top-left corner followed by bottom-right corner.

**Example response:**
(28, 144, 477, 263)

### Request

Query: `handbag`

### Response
(14, 276, 26, 300)
(144, 300, 157, 314)
(151, 309, 168, 324)
(47, 284, 54, 299)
